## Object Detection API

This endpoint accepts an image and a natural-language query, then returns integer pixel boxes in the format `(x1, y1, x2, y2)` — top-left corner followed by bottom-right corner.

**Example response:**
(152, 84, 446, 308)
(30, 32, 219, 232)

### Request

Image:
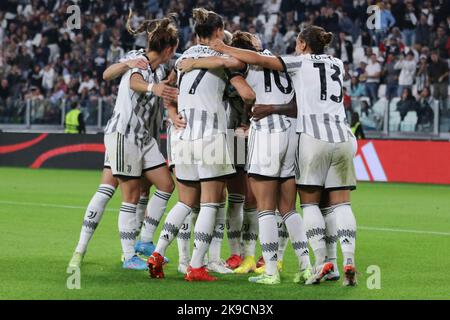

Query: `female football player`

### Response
(68, 55, 163, 268)
(103, 13, 179, 270)
(147, 8, 255, 281)
(210, 26, 358, 286)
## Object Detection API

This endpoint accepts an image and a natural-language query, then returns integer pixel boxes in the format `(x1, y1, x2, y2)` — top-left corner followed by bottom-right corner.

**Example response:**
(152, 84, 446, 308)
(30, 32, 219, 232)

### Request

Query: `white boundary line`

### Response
(1, 200, 450, 237)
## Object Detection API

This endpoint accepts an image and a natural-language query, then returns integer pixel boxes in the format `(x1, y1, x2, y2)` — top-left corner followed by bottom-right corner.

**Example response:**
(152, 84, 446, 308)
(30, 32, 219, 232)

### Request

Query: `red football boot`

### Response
(225, 254, 243, 269)
(147, 252, 165, 279)
(256, 256, 265, 268)
(184, 266, 217, 282)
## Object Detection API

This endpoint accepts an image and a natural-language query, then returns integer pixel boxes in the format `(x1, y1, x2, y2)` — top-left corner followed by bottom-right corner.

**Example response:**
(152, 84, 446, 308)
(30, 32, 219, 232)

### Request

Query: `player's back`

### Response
(246, 50, 294, 106)
(246, 50, 294, 132)
(177, 45, 228, 140)
(284, 53, 348, 142)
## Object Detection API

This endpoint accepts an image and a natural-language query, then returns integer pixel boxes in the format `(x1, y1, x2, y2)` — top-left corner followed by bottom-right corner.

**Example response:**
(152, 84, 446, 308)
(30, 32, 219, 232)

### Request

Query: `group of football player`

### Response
(68, 7, 358, 286)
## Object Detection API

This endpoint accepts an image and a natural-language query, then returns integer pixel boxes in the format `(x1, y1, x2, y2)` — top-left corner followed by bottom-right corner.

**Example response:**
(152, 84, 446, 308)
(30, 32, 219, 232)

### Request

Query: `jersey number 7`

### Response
(313, 63, 343, 103)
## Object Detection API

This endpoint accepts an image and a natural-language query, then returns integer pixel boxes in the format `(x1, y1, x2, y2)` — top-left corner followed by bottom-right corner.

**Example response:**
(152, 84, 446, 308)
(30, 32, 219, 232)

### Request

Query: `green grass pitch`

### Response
(0, 167, 449, 300)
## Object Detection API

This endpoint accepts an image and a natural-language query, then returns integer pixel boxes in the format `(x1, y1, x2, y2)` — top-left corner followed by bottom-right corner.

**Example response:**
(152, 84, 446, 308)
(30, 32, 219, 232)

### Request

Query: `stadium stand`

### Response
(0, 0, 449, 138)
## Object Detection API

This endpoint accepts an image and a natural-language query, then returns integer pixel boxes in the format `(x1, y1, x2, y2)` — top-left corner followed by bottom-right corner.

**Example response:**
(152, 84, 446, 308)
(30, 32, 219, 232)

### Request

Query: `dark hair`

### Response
(230, 31, 257, 51)
(126, 10, 178, 53)
(298, 26, 333, 54)
(192, 8, 224, 39)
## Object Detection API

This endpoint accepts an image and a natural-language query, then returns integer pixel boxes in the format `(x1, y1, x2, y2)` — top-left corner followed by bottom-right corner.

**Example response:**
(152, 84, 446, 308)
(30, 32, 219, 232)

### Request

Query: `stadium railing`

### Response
(0, 97, 449, 140)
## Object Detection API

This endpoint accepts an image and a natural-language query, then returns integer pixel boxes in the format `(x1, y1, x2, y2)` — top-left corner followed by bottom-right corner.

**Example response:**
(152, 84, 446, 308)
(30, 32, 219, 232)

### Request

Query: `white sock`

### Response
(140, 190, 171, 243)
(155, 202, 191, 256)
(209, 202, 226, 262)
(190, 203, 218, 268)
(118, 202, 137, 261)
(283, 211, 311, 271)
(177, 209, 193, 264)
(302, 204, 327, 266)
(334, 203, 357, 266)
(276, 212, 289, 262)
(242, 208, 258, 257)
(226, 193, 244, 256)
(75, 184, 115, 254)
(135, 196, 149, 235)
(258, 210, 278, 275)
(322, 206, 338, 268)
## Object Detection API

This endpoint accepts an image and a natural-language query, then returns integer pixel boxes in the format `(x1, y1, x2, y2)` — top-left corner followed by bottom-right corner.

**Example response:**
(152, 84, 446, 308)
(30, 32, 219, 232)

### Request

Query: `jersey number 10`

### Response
(313, 63, 343, 103)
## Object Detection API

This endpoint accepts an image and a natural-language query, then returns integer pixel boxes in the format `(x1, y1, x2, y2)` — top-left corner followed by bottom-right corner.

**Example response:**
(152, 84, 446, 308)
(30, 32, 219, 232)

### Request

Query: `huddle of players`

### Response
(68, 7, 358, 286)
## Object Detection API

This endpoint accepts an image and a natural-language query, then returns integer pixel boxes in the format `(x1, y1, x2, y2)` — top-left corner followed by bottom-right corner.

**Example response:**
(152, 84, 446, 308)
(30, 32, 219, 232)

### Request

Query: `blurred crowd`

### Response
(0, 0, 449, 130)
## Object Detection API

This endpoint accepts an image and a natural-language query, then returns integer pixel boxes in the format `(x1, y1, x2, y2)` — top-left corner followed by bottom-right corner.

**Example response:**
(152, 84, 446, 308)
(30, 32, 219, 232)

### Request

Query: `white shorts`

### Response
(172, 133, 236, 182)
(246, 122, 298, 179)
(295, 133, 357, 190)
(104, 131, 166, 178)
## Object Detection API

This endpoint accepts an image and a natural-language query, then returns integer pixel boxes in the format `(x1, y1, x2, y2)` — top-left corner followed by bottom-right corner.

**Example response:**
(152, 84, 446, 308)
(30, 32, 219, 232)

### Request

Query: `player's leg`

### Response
(325, 136, 358, 286)
(104, 131, 147, 270)
(137, 164, 174, 256)
(177, 204, 200, 274)
(275, 212, 288, 269)
(184, 133, 235, 281)
(135, 178, 151, 235)
(184, 179, 227, 281)
(207, 187, 232, 274)
(224, 170, 246, 269)
(319, 192, 340, 281)
(117, 176, 146, 270)
(278, 177, 312, 284)
(148, 179, 199, 279)
(237, 179, 258, 273)
(69, 167, 118, 268)
(297, 133, 334, 284)
(247, 177, 280, 285)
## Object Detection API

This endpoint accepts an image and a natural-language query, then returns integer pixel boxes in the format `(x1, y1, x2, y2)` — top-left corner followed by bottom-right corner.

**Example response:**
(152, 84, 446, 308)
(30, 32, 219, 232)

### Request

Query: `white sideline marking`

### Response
(359, 226, 450, 237)
(0, 200, 117, 212)
(1, 200, 450, 237)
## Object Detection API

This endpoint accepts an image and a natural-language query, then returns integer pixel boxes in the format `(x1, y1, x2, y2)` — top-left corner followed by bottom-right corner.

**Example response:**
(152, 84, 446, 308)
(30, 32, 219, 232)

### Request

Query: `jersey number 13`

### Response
(313, 63, 343, 103)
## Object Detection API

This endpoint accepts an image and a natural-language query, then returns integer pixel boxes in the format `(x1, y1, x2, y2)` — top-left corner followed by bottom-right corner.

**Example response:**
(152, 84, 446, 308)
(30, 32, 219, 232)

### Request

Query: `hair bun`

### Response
(192, 8, 209, 24)
(320, 31, 333, 45)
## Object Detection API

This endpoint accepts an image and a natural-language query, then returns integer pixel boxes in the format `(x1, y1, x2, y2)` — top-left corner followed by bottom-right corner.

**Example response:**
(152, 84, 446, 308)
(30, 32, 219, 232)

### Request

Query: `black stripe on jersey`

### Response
(187, 110, 195, 140)
(323, 113, 335, 143)
(201, 110, 207, 136)
(335, 115, 345, 142)
(213, 113, 218, 130)
(310, 114, 321, 139)
(267, 115, 275, 130)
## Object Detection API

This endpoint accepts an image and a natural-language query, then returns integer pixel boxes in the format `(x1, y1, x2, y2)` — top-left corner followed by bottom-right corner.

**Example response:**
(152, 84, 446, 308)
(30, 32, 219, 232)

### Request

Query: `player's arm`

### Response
(102, 58, 149, 81)
(177, 57, 245, 73)
(210, 39, 284, 71)
(229, 75, 256, 105)
(252, 97, 297, 121)
(130, 73, 178, 102)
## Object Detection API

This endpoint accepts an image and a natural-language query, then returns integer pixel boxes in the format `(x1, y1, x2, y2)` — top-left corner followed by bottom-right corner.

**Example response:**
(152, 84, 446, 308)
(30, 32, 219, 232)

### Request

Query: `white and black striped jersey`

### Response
(104, 50, 166, 145)
(246, 50, 294, 132)
(279, 53, 350, 143)
(175, 45, 228, 140)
